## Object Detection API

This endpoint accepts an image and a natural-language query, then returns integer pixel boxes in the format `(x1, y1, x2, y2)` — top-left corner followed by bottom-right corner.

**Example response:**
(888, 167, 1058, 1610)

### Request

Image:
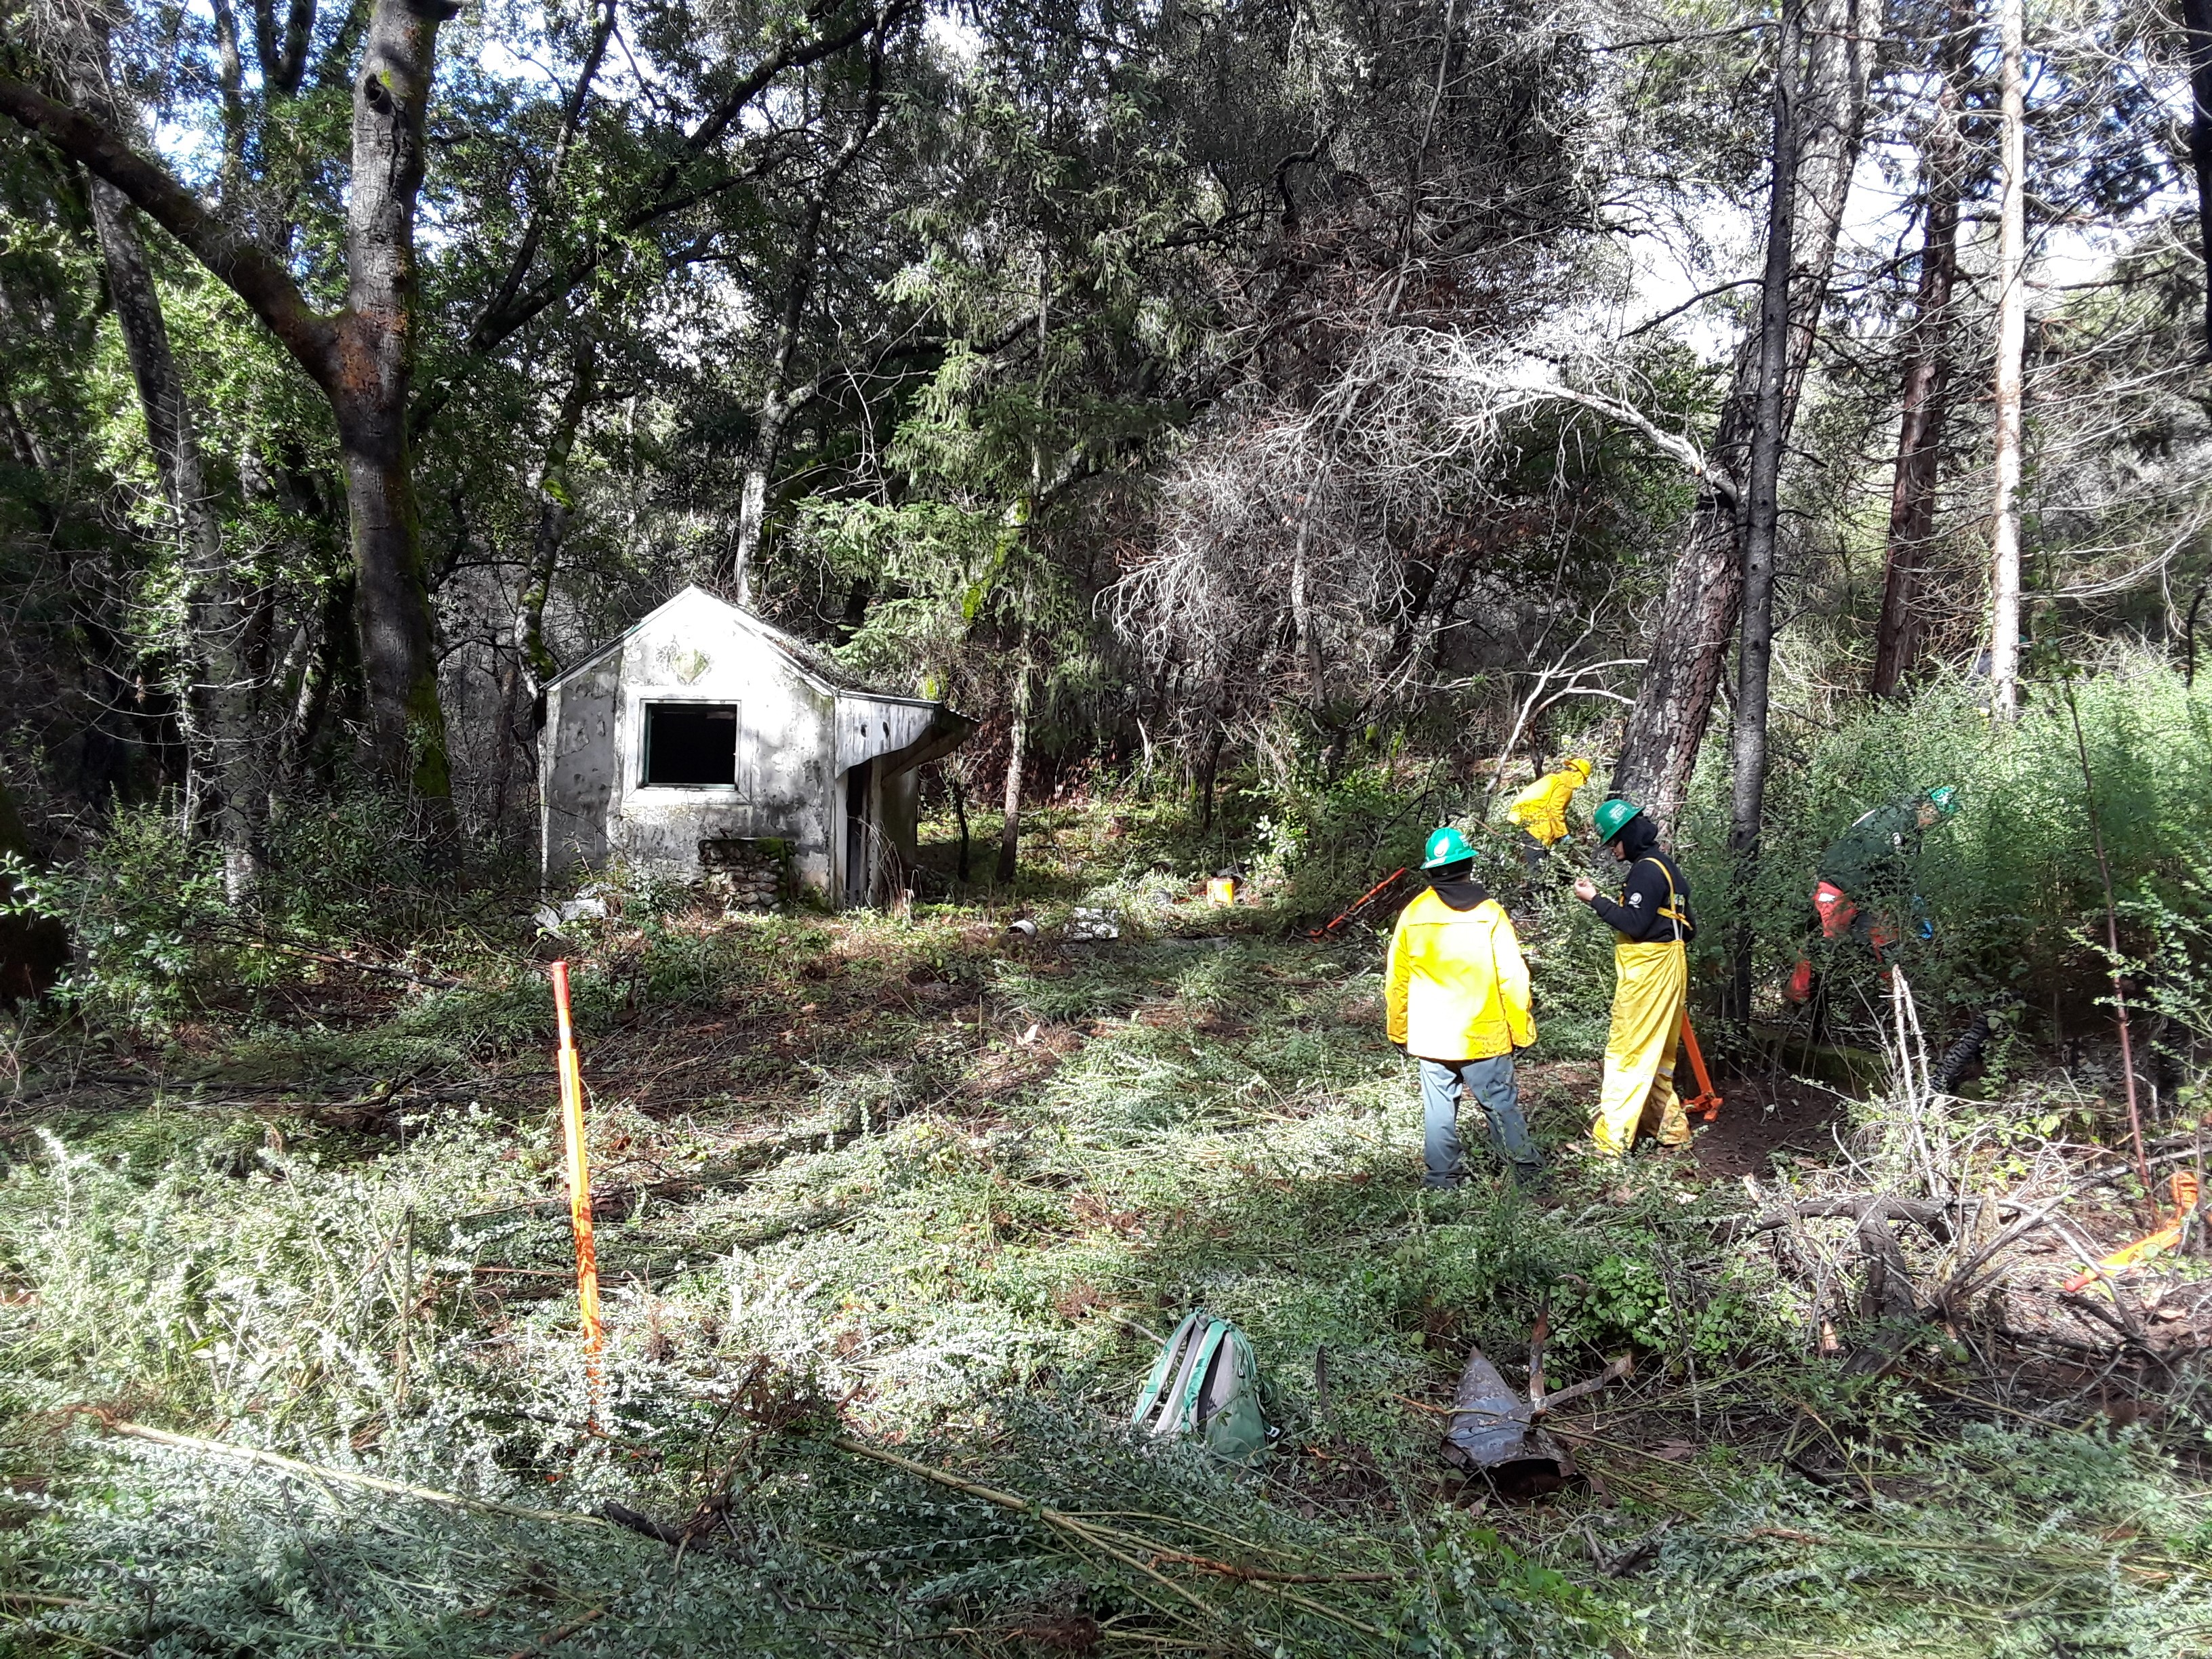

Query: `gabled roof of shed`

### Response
(542, 584, 935, 706)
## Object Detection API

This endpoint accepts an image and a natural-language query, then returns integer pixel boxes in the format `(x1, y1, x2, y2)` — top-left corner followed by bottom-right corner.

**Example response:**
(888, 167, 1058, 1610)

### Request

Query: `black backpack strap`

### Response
(1633, 857, 1690, 941)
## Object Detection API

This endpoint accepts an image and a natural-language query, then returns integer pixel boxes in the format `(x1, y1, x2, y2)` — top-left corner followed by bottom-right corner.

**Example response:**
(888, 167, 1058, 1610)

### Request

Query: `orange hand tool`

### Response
(1305, 868, 1408, 939)
(1679, 1013, 1724, 1124)
(2062, 1171, 2200, 1294)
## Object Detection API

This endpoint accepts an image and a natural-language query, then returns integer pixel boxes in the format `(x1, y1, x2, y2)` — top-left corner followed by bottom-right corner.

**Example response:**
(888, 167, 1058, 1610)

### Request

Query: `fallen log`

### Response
(1748, 1193, 1985, 1329)
(599, 1498, 732, 1545)
(1747, 1195, 1961, 1242)
(2058, 1290, 2150, 1350)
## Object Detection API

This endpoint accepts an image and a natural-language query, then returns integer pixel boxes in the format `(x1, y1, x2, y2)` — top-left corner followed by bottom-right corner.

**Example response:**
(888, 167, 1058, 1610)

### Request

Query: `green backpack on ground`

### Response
(1129, 1309, 1269, 1462)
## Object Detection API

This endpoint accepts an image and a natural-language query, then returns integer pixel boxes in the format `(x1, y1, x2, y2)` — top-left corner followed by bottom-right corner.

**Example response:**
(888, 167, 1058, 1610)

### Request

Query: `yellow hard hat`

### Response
(1568, 756, 1594, 776)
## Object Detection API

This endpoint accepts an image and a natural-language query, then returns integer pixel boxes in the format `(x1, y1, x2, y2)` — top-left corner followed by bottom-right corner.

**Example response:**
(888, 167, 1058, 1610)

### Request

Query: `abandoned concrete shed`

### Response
(539, 586, 972, 905)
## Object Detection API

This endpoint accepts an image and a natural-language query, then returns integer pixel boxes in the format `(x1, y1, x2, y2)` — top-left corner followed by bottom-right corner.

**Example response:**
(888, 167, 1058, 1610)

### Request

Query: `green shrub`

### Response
(1230, 760, 1445, 922)
(7, 800, 228, 1027)
(1552, 1232, 1788, 1364)
(1677, 653, 2212, 1044)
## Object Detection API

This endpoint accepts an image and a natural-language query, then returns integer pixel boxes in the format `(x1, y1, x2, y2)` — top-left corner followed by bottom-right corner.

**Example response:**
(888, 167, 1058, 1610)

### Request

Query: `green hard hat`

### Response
(1421, 825, 1477, 869)
(1593, 797, 1643, 844)
(1925, 784, 1959, 817)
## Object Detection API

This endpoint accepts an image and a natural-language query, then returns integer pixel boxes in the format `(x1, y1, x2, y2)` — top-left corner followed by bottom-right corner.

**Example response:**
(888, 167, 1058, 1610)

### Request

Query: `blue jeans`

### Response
(1418, 1054, 1542, 1187)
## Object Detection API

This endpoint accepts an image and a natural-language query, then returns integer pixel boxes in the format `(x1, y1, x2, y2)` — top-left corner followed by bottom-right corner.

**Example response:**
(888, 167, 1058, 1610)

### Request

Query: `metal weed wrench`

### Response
(550, 961, 605, 1416)
(1678, 1013, 1723, 1124)
(1305, 868, 1409, 939)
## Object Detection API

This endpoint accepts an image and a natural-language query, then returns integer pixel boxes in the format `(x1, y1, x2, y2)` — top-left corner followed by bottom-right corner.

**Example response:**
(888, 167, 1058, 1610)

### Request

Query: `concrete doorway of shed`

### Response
(844, 760, 874, 905)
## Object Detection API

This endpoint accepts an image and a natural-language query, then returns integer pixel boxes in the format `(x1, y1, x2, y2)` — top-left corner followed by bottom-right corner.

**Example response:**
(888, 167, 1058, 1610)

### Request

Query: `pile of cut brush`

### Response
(1738, 974, 2203, 1403)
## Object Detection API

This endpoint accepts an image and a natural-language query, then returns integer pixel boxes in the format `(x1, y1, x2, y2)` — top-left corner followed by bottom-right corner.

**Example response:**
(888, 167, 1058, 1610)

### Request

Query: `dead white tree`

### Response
(1988, 0, 2030, 718)
(1111, 323, 1738, 780)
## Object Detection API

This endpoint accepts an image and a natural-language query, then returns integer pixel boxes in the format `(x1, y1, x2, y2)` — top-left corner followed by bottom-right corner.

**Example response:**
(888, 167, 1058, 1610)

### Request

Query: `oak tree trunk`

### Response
(87, 178, 267, 903)
(1870, 10, 1968, 697)
(1988, 0, 2028, 719)
(62, 22, 267, 894)
(339, 414, 444, 795)
(0, 0, 461, 804)
(1612, 0, 1873, 827)
(335, 0, 453, 796)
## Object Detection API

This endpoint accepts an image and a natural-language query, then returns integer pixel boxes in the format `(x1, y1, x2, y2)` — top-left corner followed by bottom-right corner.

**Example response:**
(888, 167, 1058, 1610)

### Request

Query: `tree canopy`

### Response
(0, 0, 2203, 871)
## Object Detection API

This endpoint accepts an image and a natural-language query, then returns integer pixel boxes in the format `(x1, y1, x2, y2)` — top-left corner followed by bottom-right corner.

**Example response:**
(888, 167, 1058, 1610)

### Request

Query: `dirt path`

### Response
(1691, 1071, 1847, 1179)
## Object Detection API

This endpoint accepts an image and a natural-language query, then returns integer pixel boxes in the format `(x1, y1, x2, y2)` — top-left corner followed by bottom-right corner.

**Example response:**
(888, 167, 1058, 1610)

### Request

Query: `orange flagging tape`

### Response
(549, 962, 605, 1410)
(1678, 1013, 1723, 1124)
(2062, 1171, 2200, 1294)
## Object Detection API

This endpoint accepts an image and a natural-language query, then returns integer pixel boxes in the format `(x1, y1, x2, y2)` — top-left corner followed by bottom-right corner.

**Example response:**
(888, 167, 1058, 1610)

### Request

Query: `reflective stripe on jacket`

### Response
(1504, 764, 1591, 844)
(1385, 888, 1536, 1061)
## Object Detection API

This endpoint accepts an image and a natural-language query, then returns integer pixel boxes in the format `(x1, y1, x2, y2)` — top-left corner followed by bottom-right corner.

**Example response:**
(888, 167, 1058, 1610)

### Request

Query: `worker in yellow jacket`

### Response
(1506, 756, 1594, 876)
(1573, 797, 1696, 1158)
(1385, 826, 1544, 1188)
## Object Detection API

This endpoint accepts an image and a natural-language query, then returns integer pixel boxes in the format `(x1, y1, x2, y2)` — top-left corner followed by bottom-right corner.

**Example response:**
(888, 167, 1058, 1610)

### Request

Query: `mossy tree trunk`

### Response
(1726, 0, 1801, 1021)
(87, 178, 268, 901)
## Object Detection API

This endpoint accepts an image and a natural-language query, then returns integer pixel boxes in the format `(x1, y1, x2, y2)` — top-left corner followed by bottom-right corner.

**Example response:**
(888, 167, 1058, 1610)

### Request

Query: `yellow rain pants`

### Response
(1591, 937, 1692, 1158)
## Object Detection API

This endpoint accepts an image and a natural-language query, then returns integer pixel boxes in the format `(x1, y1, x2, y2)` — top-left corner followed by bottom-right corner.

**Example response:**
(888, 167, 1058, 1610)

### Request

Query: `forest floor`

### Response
(0, 803, 2206, 1656)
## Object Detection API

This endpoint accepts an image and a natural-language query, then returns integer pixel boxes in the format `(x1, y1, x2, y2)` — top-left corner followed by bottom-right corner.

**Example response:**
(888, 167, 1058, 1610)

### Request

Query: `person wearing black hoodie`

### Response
(1572, 798, 1697, 1158)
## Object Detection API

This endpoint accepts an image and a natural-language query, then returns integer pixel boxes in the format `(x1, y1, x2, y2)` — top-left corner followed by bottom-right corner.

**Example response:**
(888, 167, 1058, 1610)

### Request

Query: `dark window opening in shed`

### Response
(643, 703, 738, 786)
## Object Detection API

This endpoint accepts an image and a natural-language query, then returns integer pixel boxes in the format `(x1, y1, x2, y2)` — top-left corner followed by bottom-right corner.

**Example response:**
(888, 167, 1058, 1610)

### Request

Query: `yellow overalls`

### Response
(1505, 761, 1592, 846)
(1591, 857, 1693, 1158)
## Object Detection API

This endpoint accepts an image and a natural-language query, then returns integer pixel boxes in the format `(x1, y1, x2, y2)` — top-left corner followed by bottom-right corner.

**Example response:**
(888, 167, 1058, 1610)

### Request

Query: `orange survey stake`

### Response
(548, 962, 605, 1395)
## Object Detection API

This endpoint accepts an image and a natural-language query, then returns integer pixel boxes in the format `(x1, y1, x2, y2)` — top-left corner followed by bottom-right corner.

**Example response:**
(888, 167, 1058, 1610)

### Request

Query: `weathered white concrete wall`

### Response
(611, 589, 838, 884)
(542, 656, 618, 875)
(542, 588, 838, 886)
(541, 586, 966, 901)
